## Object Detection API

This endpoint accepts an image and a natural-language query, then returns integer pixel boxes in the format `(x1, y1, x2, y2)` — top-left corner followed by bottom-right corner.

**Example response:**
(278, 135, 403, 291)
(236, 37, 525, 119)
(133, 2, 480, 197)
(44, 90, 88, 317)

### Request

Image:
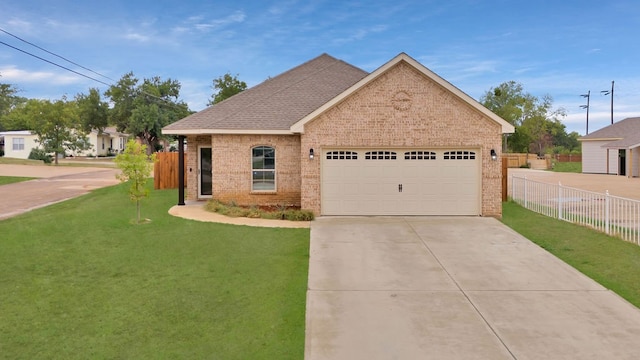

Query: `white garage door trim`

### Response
(321, 148, 481, 216)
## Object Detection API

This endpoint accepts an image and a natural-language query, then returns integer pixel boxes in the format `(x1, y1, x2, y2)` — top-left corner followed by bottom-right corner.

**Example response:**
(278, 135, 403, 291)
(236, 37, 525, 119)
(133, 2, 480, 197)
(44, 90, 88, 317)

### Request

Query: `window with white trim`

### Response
(404, 151, 436, 160)
(443, 151, 476, 160)
(252, 146, 275, 191)
(365, 151, 397, 160)
(12, 138, 24, 151)
(326, 151, 358, 160)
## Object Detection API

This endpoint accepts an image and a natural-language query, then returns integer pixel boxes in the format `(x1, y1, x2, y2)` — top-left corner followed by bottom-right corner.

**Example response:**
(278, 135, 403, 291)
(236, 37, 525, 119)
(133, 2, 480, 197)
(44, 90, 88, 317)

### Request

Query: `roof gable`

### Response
(163, 54, 368, 135)
(290, 53, 515, 134)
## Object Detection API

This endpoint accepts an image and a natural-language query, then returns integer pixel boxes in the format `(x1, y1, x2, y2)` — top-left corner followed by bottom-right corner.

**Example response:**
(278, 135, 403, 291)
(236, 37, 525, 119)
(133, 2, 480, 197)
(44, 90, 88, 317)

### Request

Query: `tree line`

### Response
(0, 72, 246, 161)
(1, 73, 576, 160)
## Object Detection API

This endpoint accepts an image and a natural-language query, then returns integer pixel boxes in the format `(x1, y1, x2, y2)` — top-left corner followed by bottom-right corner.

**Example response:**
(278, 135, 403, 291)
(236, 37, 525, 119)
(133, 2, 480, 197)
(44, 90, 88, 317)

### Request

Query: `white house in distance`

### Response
(579, 117, 640, 177)
(0, 130, 39, 159)
(72, 126, 129, 157)
(0, 127, 129, 159)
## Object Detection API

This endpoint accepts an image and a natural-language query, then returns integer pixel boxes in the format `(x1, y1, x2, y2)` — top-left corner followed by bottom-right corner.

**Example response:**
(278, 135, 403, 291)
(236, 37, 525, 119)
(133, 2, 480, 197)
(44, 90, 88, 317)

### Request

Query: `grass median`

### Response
(502, 201, 640, 307)
(0, 181, 310, 359)
(0, 176, 35, 185)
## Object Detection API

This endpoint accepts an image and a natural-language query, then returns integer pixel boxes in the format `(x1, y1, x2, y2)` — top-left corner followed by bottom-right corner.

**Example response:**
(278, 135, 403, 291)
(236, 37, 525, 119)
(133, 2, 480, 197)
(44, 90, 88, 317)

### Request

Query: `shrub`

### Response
(28, 148, 52, 164)
(205, 200, 314, 221)
(284, 209, 315, 221)
(0, 149, 4, 157)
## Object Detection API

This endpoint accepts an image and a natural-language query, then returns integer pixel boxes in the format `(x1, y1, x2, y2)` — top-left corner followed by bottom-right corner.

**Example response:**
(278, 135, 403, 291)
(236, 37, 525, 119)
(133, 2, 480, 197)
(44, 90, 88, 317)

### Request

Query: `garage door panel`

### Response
(321, 149, 480, 215)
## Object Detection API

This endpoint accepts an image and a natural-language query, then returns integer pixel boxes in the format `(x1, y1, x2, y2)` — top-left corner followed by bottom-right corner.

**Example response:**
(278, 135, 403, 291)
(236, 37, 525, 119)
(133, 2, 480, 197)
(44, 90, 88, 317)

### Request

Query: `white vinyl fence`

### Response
(511, 176, 640, 244)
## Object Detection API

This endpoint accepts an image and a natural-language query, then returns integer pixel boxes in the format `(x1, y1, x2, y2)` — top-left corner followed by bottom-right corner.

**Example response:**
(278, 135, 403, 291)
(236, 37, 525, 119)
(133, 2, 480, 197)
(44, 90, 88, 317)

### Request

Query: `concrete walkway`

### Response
(0, 164, 120, 220)
(305, 216, 640, 359)
(168, 201, 310, 228)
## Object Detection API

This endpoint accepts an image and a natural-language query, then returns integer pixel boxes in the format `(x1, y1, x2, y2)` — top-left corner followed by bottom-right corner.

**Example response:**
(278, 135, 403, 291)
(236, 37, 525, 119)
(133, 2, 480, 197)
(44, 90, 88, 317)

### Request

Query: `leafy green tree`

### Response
(104, 72, 139, 133)
(8, 98, 91, 164)
(0, 81, 27, 131)
(207, 73, 247, 105)
(115, 139, 156, 224)
(105, 73, 190, 153)
(75, 88, 109, 133)
(481, 81, 569, 155)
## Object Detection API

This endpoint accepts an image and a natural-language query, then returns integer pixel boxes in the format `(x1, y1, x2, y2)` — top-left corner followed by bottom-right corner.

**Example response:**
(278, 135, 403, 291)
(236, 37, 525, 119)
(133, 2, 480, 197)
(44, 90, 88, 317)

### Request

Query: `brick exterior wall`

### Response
(300, 61, 504, 217)
(185, 134, 301, 207)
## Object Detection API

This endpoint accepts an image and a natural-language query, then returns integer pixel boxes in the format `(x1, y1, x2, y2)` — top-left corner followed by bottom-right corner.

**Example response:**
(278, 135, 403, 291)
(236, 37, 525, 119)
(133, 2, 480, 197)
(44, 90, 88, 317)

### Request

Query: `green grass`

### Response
(0, 176, 35, 185)
(0, 181, 309, 359)
(502, 201, 640, 307)
(551, 161, 581, 173)
(0, 157, 45, 165)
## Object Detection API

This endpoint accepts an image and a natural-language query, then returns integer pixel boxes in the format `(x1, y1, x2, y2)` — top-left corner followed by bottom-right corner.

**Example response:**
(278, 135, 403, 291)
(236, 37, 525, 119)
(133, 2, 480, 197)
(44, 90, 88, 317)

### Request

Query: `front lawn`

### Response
(0, 176, 35, 185)
(551, 161, 581, 173)
(502, 201, 640, 307)
(0, 182, 309, 359)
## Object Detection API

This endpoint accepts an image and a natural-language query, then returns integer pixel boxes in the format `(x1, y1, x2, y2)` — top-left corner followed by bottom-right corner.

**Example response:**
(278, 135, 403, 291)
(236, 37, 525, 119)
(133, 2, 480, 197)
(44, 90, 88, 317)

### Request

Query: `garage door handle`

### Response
(398, 184, 403, 193)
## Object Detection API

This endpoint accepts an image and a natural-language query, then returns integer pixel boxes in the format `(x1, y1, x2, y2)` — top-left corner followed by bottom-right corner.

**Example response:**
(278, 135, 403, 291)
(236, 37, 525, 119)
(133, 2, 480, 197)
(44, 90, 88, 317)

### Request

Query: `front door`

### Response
(619, 149, 626, 176)
(199, 147, 212, 198)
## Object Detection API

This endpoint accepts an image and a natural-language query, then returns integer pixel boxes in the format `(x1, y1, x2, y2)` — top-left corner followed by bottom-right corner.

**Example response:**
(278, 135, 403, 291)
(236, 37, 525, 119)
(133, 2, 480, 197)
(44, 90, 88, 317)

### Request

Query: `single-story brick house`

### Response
(162, 53, 514, 217)
(579, 117, 640, 177)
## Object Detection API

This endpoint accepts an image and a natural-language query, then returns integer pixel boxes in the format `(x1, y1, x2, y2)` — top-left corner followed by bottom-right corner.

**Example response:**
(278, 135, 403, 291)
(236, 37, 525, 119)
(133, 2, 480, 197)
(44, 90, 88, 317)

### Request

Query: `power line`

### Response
(0, 40, 112, 87)
(0, 33, 189, 111)
(0, 27, 116, 83)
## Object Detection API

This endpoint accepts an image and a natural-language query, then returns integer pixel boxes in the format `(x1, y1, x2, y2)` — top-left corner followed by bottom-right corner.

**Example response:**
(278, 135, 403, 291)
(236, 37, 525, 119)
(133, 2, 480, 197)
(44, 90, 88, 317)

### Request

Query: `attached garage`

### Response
(321, 148, 480, 215)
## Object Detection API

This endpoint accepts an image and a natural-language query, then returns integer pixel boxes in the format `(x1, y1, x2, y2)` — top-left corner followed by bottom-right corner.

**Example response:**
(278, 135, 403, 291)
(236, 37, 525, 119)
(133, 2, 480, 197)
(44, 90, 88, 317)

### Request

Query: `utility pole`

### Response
(580, 91, 590, 134)
(601, 81, 614, 125)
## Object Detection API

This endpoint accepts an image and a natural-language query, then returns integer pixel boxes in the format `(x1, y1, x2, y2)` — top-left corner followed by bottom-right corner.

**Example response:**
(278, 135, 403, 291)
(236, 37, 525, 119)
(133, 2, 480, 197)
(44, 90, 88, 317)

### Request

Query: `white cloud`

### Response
(176, 11, 247, 34)
(124, 32, 151, 42)
(0, 65, 80, 85)
(5, 18, 32, 33)
(333, 25, 388, 45)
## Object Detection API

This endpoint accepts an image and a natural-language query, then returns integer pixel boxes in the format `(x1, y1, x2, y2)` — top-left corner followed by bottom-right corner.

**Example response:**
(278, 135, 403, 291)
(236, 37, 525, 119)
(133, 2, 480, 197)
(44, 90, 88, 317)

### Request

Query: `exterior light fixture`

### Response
(490, 149, 497, 161)
(309, 148, 314, 160)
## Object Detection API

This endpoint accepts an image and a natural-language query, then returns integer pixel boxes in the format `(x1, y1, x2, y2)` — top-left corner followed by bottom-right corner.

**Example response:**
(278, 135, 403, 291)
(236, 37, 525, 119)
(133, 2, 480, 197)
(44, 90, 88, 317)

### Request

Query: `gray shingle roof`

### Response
(600, 133, 640, 149)
(580, 117, 640, 140)
(163, 54, 368, 133)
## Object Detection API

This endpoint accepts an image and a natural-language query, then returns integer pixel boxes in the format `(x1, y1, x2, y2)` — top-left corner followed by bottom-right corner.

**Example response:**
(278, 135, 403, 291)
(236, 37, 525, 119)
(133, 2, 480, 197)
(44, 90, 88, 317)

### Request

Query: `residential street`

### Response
(0, 164, 120, 220)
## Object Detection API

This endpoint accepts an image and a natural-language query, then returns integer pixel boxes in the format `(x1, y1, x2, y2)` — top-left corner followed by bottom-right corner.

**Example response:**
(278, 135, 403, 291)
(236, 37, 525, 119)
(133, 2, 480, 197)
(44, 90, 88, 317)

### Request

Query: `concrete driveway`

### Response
(0, 164, 120, 220)
(305, 216, 640, 359)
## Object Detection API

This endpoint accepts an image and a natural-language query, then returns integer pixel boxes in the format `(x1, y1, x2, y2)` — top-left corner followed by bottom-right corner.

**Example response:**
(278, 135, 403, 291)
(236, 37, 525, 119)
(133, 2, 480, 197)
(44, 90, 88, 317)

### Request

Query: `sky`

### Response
(1, 0, 639, 135)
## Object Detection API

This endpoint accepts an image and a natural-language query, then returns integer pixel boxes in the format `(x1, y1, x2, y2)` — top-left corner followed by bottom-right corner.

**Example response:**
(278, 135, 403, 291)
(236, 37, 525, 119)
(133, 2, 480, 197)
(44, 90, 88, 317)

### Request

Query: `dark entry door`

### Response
(619, 149, 626, 176)
(199, 147, 212, 197)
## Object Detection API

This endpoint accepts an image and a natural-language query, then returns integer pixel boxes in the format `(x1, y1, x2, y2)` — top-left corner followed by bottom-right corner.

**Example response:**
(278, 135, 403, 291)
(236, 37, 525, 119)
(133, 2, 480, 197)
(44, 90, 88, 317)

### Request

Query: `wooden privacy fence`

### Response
(154, 152, 186, 189)
(552, 154, 582, 162)
(503, 153, 581, 169)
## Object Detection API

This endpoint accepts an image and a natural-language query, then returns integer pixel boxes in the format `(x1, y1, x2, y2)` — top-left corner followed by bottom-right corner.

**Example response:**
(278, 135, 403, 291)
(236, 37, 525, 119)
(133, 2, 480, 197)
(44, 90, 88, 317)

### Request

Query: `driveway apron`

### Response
(305, 216, 640, 359)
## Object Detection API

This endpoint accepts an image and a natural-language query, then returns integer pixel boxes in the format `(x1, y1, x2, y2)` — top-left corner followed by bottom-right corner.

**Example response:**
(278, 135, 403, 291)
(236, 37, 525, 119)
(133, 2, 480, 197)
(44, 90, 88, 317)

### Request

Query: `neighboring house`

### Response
(162, 53, 514, 217)
(72, 126, 129, 157)
(0, 130, 39, 159)
(579, 117, 640, 177)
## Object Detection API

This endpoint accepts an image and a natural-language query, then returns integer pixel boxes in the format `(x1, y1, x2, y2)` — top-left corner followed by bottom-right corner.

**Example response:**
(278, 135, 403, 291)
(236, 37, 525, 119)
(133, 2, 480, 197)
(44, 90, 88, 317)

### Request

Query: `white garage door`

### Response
(321, 149, 480, 215)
